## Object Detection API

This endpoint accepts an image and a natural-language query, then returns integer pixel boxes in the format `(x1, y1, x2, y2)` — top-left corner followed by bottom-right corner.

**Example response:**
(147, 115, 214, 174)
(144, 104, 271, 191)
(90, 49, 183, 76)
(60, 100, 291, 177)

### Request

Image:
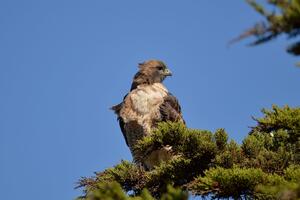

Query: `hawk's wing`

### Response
(118, 116, 128, 146)
(160, 93, 185, 123)
(111, 94, 129, 146)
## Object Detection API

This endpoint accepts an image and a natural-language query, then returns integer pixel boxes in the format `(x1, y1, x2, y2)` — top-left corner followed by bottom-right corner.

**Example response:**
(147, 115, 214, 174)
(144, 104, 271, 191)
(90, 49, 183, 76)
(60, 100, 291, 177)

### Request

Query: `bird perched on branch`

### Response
(111, 60, 184, 169)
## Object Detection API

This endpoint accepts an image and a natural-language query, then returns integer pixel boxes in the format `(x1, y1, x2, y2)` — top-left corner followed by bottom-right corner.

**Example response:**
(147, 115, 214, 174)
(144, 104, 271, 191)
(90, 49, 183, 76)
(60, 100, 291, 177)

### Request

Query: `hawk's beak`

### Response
(164, 68, 172, 76)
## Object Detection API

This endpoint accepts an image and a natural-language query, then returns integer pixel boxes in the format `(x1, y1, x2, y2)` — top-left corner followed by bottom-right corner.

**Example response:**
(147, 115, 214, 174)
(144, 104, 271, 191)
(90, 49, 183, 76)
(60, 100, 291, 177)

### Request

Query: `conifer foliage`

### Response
(233, 0, 300, 64)
(77, 105, 300, 200)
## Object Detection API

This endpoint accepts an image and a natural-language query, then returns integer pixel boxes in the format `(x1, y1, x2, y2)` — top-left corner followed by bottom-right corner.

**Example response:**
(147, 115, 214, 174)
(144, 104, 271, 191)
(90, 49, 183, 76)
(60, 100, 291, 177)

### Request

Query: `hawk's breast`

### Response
(131, 83, 168, 115)
(120, 83, 168, 125)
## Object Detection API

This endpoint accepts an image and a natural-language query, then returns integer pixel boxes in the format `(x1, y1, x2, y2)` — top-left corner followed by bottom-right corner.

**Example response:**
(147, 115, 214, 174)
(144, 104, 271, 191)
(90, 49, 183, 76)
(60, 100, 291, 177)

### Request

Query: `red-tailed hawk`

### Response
(111, 60, 184, 169)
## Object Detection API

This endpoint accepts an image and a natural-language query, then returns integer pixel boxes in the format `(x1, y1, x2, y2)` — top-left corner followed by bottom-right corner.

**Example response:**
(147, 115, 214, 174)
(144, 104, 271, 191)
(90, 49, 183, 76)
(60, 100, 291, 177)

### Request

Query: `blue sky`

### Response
(0, 1, 299, 199)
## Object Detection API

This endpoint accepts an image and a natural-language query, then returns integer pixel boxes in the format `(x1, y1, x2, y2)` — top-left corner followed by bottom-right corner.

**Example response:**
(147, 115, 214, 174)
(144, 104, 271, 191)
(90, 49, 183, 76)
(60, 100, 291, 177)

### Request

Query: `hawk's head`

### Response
(130, 60, 172, 90)
(138, 59, 172, 79)
(130, 60, 172, 91)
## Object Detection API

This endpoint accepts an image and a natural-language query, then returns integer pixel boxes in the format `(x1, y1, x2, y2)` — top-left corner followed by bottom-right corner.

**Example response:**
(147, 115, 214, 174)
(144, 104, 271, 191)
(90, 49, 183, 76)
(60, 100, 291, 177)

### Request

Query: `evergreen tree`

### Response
(76, 105, 300, 200)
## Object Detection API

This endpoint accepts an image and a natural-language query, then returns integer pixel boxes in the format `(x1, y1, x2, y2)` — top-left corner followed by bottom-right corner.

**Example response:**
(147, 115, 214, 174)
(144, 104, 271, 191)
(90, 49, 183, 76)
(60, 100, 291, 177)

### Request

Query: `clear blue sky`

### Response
(0, 1, 299, 199)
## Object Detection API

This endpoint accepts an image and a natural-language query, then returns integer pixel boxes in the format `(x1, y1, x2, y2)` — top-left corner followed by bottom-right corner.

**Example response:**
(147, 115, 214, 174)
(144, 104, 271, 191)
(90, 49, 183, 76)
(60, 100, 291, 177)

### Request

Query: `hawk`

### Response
(111, 60, 184, 169)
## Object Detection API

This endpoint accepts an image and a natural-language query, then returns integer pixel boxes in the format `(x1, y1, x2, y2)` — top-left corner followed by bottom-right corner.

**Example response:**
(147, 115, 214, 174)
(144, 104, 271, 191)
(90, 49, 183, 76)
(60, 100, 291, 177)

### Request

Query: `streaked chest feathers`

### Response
(120, 83, 168, 126)
(131, 83, 168, 115)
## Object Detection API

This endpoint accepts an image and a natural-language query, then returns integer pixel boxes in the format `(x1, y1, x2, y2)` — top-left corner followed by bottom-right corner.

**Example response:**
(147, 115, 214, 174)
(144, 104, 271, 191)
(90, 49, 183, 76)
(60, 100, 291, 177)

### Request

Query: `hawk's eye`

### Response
(157, 66, 164, 70)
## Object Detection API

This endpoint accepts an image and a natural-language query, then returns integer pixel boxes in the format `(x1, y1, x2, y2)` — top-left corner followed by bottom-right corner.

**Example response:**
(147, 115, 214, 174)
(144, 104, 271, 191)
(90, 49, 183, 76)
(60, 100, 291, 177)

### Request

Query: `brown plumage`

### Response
(111, 60, 184, 169)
